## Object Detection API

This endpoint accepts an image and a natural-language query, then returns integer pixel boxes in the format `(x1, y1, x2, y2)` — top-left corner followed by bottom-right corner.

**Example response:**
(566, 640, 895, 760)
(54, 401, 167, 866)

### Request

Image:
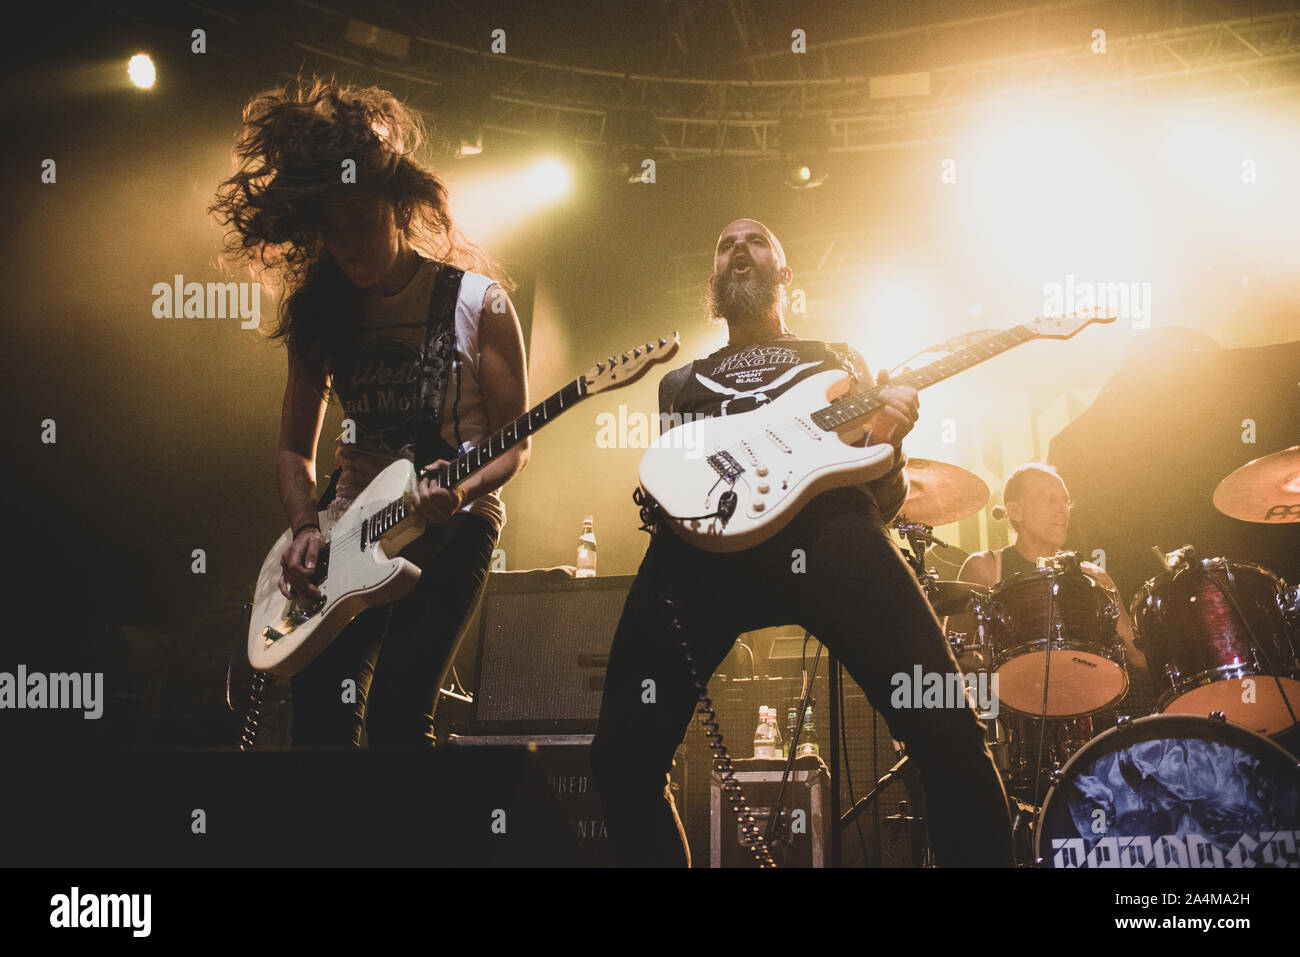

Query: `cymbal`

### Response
(897, 459, 990, 526)
(1213, 446, 1300, 524)
(925, 580, 988, 616)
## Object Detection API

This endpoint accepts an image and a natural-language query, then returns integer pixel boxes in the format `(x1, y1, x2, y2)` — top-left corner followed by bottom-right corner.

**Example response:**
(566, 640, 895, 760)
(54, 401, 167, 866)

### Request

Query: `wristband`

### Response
(294, 522, 320, 538)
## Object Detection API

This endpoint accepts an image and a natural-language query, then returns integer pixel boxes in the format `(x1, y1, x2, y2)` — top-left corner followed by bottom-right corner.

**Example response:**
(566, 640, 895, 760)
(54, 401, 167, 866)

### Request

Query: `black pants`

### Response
(290, 469, 497, 748)
(591, 487, 1014, 867)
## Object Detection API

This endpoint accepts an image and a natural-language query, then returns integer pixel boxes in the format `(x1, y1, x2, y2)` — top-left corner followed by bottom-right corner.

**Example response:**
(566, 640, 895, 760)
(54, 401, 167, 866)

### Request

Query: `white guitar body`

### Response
(245, 333, 682, 678)
(640, 369, 897, 553)
(248, 459, 425, 676)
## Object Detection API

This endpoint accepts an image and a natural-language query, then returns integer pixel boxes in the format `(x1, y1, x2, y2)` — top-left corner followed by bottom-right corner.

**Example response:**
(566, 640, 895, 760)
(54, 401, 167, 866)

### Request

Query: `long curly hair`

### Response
(209, 76, 509, 399)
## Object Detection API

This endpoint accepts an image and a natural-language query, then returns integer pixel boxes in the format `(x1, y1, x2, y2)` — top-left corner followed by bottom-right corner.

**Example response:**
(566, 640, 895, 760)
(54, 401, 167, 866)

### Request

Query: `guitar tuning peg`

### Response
(608, 356, 617, 366)
(596, 362, 606, 374)
(633, 347, 643, 357)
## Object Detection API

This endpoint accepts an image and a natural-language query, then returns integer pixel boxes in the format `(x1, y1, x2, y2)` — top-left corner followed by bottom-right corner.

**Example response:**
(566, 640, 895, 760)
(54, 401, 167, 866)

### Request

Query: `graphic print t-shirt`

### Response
(662, 336, 907, 513)
(667, 338, 852, 418)
(326, 258, 504, 534)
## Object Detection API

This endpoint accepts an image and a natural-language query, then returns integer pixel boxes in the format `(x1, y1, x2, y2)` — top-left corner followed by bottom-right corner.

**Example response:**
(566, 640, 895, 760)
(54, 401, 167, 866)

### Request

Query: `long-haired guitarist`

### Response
(210, 78, 530, 747)
(591, 219, 1014, 866)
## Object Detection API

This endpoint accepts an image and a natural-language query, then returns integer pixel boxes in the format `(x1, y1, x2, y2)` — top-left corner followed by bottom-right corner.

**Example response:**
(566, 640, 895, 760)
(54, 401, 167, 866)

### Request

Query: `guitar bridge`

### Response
(706, 451, 744, 484)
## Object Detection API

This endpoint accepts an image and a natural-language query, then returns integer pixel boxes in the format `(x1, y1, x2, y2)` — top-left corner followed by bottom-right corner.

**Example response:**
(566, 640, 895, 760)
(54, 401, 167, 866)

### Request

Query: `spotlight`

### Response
(525, 158, 572, 201)
(780, 113, 832, 189)
(786, 162, 828, 190)
(127, 53, 155, 89)
(457, 130, 484, 157)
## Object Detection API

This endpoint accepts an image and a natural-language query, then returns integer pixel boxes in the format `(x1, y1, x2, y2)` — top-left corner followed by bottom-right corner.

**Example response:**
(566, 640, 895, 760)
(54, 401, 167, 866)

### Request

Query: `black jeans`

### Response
(290, 471, 497, 748)
(591, 487, 1014, 867)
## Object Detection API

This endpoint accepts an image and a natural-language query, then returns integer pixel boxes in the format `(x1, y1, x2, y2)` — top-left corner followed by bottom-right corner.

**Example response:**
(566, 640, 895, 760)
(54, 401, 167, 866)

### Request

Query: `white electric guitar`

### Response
(248, 334, 679, 676)
(639, 312, 1115, 553)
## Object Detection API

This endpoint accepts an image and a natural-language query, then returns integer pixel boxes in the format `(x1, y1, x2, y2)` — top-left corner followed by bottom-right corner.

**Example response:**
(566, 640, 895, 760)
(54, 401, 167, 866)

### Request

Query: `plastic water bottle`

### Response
(759, 707, 780, 759)
(754, 706, 777, 759)
(576, 516, 597, 578)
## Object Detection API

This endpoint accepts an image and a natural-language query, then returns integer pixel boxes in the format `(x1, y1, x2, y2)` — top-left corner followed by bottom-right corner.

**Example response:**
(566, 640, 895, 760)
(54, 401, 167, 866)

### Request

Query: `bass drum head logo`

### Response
(1038, 715, 1300, 867)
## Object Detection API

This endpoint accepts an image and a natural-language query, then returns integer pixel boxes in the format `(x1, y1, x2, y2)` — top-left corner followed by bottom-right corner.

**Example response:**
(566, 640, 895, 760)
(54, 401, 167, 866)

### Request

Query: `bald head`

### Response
(715, 219, 787, 270)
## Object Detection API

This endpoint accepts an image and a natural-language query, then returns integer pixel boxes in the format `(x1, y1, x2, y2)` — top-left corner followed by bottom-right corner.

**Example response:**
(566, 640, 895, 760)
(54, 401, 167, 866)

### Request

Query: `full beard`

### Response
(708, 268, 780, 324)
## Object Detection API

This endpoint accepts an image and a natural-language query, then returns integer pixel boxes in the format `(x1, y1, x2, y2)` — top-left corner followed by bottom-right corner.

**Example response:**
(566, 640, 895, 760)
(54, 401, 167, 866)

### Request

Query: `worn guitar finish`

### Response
(248, 334, 679, 676)
(640, 314, 1114, 553)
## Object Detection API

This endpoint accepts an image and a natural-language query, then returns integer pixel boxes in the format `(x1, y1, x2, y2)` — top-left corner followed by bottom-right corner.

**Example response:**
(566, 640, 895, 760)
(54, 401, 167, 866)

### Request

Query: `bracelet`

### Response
(294, 522, 320, 538)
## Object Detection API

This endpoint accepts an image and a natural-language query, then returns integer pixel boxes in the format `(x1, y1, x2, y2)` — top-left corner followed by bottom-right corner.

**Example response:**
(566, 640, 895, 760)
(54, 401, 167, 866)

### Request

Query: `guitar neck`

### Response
(439, 377, 587, 488)
(373, 377, 588, 532)
(812, 325, 1037, 430)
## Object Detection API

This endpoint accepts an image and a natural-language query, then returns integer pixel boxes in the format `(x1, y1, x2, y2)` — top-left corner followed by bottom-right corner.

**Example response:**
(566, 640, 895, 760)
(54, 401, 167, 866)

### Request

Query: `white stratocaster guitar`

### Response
(639, 311, 1115, 553)
(248, 333, 679, 676)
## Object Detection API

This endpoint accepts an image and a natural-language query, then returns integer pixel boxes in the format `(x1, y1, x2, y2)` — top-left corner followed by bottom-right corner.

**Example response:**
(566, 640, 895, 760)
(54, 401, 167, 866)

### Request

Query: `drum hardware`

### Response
(893, 519, 950, 580)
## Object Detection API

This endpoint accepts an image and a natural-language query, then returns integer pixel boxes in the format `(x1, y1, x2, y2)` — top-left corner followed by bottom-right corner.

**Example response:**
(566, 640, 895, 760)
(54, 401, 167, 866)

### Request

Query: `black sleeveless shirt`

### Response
(998, 545, 1040, 582)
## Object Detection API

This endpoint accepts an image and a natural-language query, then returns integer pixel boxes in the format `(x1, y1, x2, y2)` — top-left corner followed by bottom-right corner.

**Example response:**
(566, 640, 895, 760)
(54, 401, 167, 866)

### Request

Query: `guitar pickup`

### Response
(706, 451, 744, 483)
(261, 625, 284, 643)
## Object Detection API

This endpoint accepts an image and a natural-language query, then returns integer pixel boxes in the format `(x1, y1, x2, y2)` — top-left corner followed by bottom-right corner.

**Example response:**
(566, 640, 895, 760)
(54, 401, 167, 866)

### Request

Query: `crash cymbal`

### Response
(925, 580, 988, 616)
(1213, 446, 1300, 524)
(897, 459, 990, 526)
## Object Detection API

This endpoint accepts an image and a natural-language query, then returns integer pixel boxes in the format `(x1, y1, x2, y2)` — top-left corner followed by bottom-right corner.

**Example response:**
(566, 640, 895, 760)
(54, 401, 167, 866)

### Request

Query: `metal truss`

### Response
(281, 1, 1300, 166)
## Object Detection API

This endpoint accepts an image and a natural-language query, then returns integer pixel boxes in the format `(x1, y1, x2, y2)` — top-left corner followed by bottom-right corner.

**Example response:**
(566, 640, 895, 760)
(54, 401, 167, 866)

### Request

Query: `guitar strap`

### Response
(410, 262, 466, 470)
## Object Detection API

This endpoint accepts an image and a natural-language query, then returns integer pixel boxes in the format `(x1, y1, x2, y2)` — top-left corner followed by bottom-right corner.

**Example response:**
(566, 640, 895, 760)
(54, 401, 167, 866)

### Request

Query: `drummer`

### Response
(949, 463, 1147, 673)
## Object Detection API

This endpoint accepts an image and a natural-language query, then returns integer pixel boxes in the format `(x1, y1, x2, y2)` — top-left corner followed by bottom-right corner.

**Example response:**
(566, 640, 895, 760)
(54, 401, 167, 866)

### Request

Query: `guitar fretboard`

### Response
(440, 377, 586, 486)
(811, 325, 1037, 430)
(373, 377, 587, 525)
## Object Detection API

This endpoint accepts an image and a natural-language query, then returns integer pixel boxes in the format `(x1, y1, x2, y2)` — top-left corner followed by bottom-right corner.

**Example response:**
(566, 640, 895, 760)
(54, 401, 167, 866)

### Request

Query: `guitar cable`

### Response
(633, 486, 736, 530)
(662, 592, 776, 868)
(227, 602, 274, 751)
(635, 492, 775, 867)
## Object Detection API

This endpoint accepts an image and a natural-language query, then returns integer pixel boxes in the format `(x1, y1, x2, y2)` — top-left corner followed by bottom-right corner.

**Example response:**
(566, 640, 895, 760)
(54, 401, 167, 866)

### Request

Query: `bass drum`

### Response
(1036, 714, 1300, 868)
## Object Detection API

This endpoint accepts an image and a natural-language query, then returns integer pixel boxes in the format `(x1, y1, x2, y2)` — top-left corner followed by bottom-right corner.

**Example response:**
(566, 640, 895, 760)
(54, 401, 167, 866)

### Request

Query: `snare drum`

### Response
(975, 564, 1127, 718)
(1132, 557, 1300, 736)
(1036, 713, 1300, 868)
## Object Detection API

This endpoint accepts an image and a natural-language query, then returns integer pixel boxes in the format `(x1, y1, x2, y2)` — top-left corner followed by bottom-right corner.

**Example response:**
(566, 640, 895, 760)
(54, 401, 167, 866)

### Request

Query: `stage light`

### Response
(443, 155, 575, 245)
(780, 113, 832, 189)
(127, 53, 155, 89)
(457, 130, 484, 157)
(786, 162, 828, 190)
(526, 158, 572, 200)
(847, 270, 942, 371)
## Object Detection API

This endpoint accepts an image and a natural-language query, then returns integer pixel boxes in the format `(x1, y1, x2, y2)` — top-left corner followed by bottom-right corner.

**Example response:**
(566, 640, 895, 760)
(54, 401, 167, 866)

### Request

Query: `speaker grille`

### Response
(472, 575, 634, 732)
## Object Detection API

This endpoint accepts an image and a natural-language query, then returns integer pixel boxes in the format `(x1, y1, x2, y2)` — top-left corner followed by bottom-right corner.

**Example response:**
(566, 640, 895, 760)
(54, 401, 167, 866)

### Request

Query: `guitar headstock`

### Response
(583, 333, 681, 394)
(1028, 308, 1117, 340)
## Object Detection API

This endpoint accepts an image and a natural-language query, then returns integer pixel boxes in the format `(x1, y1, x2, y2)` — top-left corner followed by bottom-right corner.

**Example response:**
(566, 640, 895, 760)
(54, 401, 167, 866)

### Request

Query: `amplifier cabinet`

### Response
(469, 572, 636, 735)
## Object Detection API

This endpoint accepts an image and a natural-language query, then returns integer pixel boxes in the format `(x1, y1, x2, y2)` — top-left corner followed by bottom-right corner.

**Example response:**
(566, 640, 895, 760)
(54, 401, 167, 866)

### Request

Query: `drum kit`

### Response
(889, 446, 1300, 867)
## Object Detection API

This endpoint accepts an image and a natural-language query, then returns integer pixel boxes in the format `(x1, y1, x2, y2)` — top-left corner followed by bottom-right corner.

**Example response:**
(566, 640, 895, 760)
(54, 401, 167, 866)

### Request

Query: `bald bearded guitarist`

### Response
(590, 219, 1014, 867)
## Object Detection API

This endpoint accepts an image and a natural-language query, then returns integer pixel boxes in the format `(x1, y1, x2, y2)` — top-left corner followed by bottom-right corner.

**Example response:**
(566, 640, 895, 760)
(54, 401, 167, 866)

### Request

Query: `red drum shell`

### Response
(980, 567, 1126, 717)
(1131, 559, 1299, 736)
